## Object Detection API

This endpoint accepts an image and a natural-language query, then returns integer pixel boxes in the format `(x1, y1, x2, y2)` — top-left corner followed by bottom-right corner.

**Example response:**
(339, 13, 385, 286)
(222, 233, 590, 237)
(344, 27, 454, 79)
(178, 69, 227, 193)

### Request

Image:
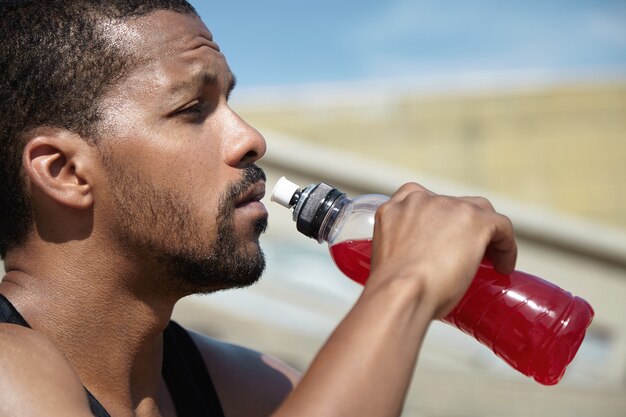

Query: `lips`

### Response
(234, 181, 266, 208)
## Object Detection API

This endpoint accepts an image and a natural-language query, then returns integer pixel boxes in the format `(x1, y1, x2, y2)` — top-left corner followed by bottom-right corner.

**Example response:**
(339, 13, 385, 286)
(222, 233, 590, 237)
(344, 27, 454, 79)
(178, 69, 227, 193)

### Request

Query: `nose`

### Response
(225, 110, 267, 167)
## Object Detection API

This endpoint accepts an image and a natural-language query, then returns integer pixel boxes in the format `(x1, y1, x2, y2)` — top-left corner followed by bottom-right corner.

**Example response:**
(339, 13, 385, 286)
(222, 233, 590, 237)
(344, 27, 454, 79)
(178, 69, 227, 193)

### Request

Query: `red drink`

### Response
(329, 239, 373, 285)
(330, 238, 595, 385)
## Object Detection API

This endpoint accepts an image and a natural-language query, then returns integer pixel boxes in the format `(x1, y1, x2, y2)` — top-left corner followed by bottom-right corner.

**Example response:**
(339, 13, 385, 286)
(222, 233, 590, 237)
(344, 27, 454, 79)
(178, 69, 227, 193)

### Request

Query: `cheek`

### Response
(97, 118, 229, 214)
(172, 157, 229, 224)
(106, 133, 222, 188)
(172, 151, 224, 208)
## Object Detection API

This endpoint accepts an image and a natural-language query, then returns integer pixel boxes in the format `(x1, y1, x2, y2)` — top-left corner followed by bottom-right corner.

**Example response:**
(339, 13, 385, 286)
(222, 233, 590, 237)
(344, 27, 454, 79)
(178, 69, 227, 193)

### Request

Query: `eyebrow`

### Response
(169, 70, 237, 99)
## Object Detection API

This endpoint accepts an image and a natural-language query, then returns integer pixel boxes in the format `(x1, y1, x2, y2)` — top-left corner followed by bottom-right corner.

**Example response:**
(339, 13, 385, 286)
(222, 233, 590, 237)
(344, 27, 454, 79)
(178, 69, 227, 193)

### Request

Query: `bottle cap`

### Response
(271, 177, 301, 208)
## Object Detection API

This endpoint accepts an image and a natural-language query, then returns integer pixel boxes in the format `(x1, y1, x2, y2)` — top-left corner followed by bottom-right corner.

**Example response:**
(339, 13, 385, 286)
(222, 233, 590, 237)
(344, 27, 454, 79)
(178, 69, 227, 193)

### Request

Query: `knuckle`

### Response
(375, 200, 393, 220)
(396, 182, 427, 196)
(400, 182, 421, 191)
(457, 199, 482, 221)
(376, 201, 388, 216)
(500, 213, 514, 231)
(474, 196, 494, 210)
(405, 189, 426, 203)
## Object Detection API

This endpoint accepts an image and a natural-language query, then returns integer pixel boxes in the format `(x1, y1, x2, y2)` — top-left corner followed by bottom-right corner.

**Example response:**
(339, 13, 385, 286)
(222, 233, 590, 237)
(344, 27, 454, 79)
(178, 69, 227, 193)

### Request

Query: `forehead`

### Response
(107, 10, 232, 96)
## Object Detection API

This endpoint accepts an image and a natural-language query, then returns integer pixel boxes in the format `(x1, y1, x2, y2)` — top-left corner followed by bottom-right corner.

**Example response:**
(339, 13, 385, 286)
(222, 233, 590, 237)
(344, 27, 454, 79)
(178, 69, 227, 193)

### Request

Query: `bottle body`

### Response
(270, 178, 594, 385)
(329, 236, 593, 385)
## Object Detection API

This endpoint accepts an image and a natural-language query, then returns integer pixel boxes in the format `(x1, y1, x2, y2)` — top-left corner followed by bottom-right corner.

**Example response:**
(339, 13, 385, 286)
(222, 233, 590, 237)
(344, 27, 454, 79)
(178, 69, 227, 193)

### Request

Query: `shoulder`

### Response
(0, 324, 92, 417)
(185, 327, 300, 417)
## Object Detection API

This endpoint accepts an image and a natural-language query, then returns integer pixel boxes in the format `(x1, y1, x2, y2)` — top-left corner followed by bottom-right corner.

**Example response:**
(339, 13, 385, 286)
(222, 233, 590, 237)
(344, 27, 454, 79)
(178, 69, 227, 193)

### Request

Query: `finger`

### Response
(459, 196, 495, 212)
(485, 213, 517, 274)
(389, 182, 434, 202)
(459, 197, 515, 272)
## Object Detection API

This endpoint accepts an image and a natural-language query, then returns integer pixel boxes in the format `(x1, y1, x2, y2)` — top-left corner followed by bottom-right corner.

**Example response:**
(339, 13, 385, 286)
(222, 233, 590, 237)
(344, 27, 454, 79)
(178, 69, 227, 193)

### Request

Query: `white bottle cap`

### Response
(271, 177, 301, 208)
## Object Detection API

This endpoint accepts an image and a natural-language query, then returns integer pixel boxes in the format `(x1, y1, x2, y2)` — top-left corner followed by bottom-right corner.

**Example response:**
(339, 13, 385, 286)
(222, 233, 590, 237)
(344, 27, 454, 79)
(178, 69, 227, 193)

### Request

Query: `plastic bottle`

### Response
(271, 177, 595, 385)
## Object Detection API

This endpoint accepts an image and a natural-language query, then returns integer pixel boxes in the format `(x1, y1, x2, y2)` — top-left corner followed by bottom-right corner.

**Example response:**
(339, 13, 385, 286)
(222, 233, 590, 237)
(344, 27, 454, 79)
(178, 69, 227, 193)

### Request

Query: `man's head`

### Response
(0, 1, 268, 293)
(0, 0, 197, 256)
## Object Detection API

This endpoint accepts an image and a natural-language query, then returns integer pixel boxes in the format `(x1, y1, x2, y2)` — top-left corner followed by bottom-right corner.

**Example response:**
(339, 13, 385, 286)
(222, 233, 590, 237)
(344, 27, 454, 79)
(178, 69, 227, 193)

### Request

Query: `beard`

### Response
(161, 166, 268, 293)
(101, 154, 267, 295)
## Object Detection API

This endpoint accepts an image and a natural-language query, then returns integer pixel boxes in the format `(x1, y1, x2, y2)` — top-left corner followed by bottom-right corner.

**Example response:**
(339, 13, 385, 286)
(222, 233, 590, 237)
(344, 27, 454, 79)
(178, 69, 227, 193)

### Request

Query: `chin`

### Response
(161, 244, 266, 296)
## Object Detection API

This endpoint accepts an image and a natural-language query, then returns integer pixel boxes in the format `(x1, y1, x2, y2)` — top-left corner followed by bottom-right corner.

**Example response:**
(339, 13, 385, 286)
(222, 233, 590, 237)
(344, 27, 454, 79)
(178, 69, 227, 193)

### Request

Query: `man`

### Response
(0, 1, 517, 416)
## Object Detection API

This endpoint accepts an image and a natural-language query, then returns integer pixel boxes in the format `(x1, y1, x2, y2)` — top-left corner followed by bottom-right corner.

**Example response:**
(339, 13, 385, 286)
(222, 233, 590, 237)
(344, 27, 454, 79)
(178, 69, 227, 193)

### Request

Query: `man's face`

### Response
(94, 11, 268, 294)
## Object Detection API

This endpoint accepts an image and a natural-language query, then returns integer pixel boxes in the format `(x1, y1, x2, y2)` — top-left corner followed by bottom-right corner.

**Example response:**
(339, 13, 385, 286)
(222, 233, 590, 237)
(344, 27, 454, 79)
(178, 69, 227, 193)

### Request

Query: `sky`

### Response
(189, 0, 626, 89)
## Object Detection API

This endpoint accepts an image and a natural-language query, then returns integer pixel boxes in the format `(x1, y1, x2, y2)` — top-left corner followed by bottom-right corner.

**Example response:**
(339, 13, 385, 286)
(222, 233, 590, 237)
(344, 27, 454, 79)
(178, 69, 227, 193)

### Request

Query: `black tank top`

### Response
(0, 294, 225, 417)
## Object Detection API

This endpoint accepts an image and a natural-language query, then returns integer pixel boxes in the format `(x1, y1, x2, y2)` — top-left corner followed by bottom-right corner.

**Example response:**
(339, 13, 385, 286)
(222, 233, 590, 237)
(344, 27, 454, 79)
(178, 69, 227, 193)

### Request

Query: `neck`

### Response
(0, 238, 182, 412)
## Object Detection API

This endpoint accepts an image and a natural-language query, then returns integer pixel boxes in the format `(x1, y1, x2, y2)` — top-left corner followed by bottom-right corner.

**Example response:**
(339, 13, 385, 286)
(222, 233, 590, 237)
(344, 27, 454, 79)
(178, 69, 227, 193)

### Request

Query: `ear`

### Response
(22, 131, 95, 210)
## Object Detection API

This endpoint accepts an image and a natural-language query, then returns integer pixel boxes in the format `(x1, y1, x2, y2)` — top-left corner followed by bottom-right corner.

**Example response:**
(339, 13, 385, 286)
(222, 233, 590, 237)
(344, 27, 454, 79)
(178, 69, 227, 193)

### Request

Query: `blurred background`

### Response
(172, 1, 626, 416)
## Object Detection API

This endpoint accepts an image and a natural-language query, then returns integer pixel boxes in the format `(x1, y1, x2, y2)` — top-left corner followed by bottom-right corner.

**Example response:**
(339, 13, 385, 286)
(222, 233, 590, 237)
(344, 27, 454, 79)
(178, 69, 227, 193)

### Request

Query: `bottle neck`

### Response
(318, 195, 349, 243)
(291, 183, 346, 242)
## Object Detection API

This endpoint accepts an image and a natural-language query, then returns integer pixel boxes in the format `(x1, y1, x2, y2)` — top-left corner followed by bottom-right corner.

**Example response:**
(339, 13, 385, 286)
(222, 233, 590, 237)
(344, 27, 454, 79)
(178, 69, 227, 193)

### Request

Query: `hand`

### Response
(369, 182, 517, 319)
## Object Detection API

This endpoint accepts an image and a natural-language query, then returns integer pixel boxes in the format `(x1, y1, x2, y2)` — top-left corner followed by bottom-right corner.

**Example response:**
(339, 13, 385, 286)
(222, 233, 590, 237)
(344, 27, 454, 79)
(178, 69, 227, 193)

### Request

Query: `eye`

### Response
(170, 87, 221, 122)
(172, 100, 211, 124)
(177, 101, 204, 115)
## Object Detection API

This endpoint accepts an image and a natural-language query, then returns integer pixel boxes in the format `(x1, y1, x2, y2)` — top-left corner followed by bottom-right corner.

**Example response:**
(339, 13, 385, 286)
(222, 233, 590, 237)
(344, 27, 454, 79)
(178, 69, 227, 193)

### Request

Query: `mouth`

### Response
(234, 181, 266, 208)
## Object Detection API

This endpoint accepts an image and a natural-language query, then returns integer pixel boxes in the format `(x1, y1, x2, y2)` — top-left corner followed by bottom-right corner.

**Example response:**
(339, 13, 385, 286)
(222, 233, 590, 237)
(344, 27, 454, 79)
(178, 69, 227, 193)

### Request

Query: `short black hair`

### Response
(0, 0, 197, 258)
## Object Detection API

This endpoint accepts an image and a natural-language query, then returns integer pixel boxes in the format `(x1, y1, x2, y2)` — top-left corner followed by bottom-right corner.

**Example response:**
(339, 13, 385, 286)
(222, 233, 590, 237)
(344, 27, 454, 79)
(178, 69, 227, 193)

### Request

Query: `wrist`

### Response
(363, 267, 439, 323)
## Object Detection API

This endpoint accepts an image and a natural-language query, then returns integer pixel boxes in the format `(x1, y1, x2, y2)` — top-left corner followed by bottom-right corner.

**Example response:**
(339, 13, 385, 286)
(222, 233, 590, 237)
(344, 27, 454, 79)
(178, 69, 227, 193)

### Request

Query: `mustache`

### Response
(223, 165, 267, 205)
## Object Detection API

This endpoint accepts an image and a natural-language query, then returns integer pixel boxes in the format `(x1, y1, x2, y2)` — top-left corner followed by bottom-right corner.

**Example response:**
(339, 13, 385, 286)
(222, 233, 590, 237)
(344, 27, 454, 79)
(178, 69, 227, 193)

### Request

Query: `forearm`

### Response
(272, 275, 435, 417)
